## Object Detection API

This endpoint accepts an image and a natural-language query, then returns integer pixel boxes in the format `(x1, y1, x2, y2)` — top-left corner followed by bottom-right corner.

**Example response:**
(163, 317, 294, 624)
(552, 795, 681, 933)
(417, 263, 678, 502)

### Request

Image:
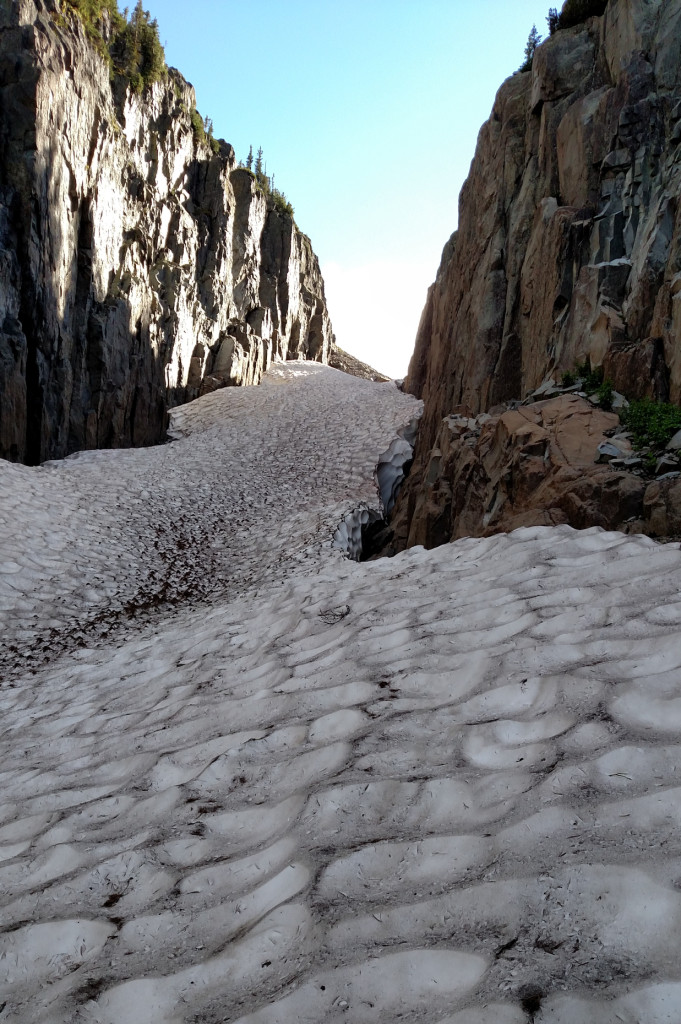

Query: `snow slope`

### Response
(2, 363, 681, 1023)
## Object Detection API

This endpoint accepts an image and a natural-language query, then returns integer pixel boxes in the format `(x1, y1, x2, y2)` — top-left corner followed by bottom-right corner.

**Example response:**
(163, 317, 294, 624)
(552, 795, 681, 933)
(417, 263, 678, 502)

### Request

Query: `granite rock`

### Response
(399, 0, 681, 545)
(389, 395, 653, 549)
(0, 0, 334, 463)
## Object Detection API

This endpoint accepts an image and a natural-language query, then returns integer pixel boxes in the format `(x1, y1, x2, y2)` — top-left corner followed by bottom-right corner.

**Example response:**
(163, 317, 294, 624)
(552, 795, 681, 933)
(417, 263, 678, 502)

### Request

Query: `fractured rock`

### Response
(399, 0, 681, 547)
(389, 395, 649, 548)
(0, 2, 334, 463)
(596, 438, 632, 463)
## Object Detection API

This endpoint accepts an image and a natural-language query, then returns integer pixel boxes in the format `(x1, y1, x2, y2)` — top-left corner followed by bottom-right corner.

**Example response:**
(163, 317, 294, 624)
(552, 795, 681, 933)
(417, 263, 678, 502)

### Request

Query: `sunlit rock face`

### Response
(400, 0, 681, 545)
(0, 0, 334, 464)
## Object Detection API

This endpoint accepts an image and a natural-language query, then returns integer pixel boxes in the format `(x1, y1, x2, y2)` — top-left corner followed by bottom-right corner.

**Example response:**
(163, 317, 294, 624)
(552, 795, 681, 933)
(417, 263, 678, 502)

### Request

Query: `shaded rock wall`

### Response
(399, 0, 681, 546)
(0, 0, 334, 463)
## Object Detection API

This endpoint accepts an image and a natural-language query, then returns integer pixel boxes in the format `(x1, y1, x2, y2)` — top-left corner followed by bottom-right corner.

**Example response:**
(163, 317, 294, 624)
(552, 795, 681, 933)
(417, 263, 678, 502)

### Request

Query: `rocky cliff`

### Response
(0, 0, 334, 463)
(394, 0, 681, 548)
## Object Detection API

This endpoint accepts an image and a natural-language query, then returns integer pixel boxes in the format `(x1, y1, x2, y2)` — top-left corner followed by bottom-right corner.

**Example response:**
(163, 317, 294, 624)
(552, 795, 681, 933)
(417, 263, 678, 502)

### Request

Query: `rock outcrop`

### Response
(398, 0, 681, 547)
(0, 0, 334, 463)
(328, 346, 391, 383)
(387, 394, 681, 549)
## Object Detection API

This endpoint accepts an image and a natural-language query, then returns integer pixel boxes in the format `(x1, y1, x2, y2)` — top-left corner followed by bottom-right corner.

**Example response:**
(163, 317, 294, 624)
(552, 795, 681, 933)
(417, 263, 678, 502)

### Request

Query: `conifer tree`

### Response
(519, 25, 541, 72)
(246, 145, 253, 171)
(109, 0, 165, 91)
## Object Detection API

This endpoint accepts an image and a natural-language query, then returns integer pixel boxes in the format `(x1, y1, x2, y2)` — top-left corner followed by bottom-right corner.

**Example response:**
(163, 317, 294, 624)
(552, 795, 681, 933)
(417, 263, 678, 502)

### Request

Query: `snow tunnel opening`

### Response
(332, 413, 420, 561)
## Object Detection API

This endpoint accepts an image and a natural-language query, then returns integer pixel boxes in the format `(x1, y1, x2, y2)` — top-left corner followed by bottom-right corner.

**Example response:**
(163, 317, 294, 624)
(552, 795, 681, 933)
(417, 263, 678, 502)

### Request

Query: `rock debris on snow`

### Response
(2, 363, 681, 1022)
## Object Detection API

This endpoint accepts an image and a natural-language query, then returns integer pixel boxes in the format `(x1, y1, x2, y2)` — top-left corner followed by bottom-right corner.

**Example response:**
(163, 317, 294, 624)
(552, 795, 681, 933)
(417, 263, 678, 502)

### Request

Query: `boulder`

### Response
(643, 476, 681, 536)
(389, 395, 651, 549)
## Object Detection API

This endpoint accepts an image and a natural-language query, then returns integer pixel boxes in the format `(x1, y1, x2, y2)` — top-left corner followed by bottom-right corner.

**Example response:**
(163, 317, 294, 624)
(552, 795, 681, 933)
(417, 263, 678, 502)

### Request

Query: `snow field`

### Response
(0, 364, 417, 680)
(1, 365, 681, 1021)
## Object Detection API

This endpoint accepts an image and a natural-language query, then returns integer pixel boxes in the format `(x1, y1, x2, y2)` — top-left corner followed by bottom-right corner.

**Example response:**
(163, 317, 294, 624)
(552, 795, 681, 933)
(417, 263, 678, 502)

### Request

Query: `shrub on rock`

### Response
(557, 0, 609, 31)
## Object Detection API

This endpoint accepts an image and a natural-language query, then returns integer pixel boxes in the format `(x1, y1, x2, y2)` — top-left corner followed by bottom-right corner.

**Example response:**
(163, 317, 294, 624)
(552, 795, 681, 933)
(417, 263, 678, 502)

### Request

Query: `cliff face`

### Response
(0, 0, 334, 463)
(398, 0, 681, 546)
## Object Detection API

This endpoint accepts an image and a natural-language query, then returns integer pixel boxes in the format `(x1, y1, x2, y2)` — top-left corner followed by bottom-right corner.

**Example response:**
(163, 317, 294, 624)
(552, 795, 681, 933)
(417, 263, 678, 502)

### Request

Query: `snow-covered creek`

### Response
(2, 363, 681, 1023)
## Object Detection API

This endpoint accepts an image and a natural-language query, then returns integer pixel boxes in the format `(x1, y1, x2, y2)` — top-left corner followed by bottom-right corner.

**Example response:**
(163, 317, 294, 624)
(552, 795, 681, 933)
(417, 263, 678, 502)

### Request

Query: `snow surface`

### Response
(2, 362, 681, 1022)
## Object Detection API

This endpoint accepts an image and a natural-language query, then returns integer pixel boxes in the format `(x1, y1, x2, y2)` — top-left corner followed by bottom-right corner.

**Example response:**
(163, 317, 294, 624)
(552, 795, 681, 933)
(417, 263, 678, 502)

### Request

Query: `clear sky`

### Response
(142, 0, 551, 377)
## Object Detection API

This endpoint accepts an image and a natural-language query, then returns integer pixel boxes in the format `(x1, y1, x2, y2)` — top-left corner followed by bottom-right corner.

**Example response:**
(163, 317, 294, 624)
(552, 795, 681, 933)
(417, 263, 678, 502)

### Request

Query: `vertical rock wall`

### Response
(0, 0, 334, 463)
(398, 0, 681, 546)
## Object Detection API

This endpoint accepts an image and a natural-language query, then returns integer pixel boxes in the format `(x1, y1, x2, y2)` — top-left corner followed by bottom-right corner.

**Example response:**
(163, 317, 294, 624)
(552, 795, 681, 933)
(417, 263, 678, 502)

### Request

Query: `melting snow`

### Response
(1, 362, 681, 1022)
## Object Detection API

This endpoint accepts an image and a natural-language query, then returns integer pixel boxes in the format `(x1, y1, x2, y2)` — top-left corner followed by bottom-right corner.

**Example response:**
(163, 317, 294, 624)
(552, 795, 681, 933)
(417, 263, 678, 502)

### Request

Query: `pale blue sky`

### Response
(143, 1, 551, 376)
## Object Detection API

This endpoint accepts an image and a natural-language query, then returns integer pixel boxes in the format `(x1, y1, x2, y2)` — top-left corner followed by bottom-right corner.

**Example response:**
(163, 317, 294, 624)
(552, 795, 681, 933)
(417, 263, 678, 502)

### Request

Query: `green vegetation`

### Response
(190, 108, 205, 142)
(59, 0, 166, 92)
(642, 450, 659, 472)
(562, 360, 681, 462)
(189, 109, 220, 153)
(61, 0, 220, 154)
(559, 356, 681, 469)
(561, 359, 613, 408)
(575, 357, 604, 393)
(62, 0, 123, 35)
(547, 0, 609, 33)
(519, 24, 542, 72)
(110, 2, 166, 92)
(268, 188, 295, 218)
(239, 146, 295, 219)
(596, 378, 613, 411)
(619, 399, 681, 450)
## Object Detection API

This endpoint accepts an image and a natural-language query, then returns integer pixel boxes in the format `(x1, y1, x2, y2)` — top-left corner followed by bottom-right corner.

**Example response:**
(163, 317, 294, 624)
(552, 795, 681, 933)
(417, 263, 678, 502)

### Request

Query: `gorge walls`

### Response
(395, 0, 681, 547)
(0, 0, 334, 463)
